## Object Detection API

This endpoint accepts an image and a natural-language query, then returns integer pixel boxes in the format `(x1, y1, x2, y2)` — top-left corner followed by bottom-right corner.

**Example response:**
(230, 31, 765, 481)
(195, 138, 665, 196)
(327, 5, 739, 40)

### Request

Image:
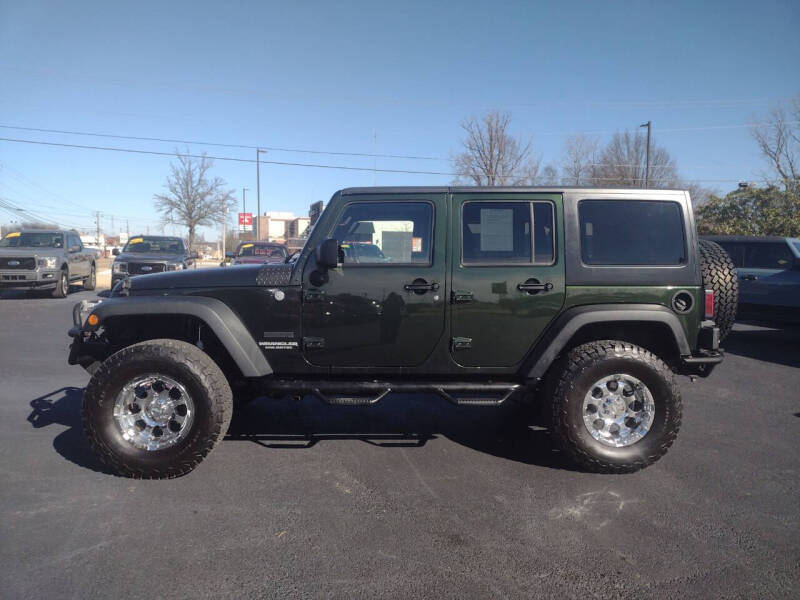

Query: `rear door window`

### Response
(462, 201, 554, 265)
(579, 200, 686, 265)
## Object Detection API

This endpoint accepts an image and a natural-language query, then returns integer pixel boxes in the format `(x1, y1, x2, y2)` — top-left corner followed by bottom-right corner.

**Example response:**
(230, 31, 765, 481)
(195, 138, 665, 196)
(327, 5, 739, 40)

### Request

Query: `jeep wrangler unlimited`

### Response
(68, 187, 736, 478)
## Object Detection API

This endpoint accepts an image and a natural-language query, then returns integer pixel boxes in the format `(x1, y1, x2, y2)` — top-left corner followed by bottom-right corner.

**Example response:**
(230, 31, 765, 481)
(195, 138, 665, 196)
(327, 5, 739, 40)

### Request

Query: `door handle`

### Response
(404, 279, 440, 294)
(517, 279, 554, 294)
(740, 274, 757, 281)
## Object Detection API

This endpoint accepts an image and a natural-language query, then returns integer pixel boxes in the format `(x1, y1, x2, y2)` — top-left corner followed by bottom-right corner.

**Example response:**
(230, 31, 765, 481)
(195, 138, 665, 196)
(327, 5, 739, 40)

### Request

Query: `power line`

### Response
(0, 136, 458, 176)
(0, 136, 749, 183)
(0, 124, 445, 161)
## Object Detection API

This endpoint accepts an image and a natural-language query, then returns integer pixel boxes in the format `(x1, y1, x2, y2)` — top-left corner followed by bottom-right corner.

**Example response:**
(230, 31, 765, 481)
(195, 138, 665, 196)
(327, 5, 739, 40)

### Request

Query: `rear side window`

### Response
(715, 242, 745, 268)
(579, 200, 686, 265)
(744, 242, 794, 270)
(462, 201, 554, 265)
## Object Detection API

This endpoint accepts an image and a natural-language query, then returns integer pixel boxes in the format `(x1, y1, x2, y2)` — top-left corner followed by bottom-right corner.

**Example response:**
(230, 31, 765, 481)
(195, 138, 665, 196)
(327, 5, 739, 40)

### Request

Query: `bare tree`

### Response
(539, 164, 560, 185)
(589, 130, 679, 188)
(154, 150, 235, 249)
(453, 111, 541, 185)
(561, 134, 599, 185)
(752, 96, 800, 194)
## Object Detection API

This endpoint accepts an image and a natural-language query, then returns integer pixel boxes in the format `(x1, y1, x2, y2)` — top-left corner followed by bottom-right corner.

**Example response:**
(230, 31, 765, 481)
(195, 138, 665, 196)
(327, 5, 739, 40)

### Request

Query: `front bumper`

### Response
(0, 270, 60, 289)
(68, 299, 109, 372)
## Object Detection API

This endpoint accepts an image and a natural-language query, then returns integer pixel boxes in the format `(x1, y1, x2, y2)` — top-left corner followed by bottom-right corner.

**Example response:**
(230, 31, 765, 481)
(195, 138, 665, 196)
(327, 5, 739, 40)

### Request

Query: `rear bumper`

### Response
(679, 320, 722, 377)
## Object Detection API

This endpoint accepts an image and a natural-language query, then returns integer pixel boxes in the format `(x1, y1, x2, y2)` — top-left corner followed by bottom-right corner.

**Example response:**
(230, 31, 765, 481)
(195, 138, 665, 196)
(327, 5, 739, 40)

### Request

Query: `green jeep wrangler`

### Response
(68, 187, 737, 478)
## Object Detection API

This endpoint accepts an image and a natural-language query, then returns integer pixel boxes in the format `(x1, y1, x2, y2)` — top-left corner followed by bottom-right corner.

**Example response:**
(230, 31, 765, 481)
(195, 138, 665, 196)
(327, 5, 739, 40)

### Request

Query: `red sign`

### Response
(238, 212, 253, 232)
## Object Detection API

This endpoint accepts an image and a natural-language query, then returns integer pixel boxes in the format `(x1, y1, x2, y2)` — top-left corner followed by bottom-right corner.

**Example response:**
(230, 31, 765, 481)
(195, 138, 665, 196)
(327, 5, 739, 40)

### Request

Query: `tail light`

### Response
(704, 289, 715, 319)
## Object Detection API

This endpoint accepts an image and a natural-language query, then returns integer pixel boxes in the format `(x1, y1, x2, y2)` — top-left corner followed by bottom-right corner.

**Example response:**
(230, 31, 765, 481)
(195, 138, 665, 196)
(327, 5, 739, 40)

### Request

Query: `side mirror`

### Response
(112, 248, 120, 256)
(225, 252, 235, 259)
(315, 238, 340, 269)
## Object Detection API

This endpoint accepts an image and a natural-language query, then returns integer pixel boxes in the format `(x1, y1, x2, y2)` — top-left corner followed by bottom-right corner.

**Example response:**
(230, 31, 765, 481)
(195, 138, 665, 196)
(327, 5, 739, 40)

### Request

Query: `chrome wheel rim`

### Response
(582, 374, 655, 448)
(113, 374, 195, 451)
(61, 273, 67, 294)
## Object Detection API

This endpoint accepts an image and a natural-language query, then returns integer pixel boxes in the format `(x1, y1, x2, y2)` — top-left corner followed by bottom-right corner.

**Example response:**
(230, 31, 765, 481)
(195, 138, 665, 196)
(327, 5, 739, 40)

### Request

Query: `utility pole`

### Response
(111, 215, 115, 233)
(242, 187, 249, 214)
(640, 121, 651, 188)
(126, 220, 130, 238)
(221, 197, 227, 261)
(94, 211, 101, 247)
(256, 149, 266, 240)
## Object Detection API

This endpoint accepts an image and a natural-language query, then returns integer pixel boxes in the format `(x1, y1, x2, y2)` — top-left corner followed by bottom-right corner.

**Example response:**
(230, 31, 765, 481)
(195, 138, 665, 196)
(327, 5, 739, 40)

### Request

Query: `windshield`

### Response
(0, 232, 64, 248)
(237, 243, 287, 258)
(122, 237, 185, 254)
(354, 244, 385, 258)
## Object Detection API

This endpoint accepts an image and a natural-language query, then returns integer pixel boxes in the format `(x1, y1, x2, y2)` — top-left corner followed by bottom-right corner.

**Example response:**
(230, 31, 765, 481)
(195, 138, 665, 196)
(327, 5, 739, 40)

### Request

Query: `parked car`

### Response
(0, 229, 96, 297)
(702, 235, 800, 323)
(69, 186, 735, 478)
(111, 235, 197, 288)
(227, 241, 288, 265)
(340, 242, 390, 263)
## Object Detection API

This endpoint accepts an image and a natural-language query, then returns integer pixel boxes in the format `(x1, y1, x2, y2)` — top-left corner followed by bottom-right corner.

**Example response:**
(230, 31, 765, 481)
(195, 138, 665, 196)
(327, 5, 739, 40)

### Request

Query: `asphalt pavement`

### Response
(1, 286, 798, 599)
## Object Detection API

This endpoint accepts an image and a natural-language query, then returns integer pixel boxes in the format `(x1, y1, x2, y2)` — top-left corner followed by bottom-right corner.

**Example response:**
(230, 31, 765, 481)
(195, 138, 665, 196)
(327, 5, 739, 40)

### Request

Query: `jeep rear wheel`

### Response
(82, 339, 232, 478)
(548, 340, 682, 473)
(699, 239, 738, 342)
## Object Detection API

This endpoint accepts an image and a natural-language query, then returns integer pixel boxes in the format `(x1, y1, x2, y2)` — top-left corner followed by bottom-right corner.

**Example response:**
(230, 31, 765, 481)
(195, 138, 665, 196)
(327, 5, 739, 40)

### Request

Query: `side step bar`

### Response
(262, 380, 522, 407)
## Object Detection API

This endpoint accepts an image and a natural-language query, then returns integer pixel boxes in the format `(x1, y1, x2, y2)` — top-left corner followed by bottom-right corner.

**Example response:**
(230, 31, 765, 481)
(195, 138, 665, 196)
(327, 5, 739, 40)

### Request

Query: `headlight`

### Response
(75, 299, 103, 327)
(167, 263, 186, 271)
(37, 256, 58, 269)
(112, 262, 127, 274)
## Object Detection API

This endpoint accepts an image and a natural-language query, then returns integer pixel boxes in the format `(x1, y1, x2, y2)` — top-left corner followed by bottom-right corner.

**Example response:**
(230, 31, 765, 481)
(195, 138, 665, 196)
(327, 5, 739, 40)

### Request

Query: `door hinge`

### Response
(450, 290, 473, 304)
(302, 337, 326, 350)
(451, 336, 473, 351)
(304, 289, 325, 302)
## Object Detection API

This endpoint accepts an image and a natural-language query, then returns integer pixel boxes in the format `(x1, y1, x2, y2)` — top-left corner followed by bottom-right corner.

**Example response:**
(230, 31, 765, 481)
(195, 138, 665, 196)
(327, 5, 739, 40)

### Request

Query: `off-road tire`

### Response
(699, 239, 737, 342)
(83, 263, 96, 291)
(82, 339, 232, 478)
(51, 268, 68, 298)
(548, 340, 682, 473)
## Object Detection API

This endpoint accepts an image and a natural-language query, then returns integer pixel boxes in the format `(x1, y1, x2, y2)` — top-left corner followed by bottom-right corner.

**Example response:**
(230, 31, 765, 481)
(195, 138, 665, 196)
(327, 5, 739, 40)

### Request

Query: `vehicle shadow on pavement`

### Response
(26, 386, 114, 475)
(227, 394, 571, 470)
(25, 388, 571, 474)
(723, 323, 800, 368)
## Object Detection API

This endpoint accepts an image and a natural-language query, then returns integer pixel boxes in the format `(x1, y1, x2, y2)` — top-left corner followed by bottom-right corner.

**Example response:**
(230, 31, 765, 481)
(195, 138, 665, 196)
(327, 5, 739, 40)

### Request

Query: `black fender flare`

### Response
(522, 304, 691, 380)
(81, 296, 272, 377)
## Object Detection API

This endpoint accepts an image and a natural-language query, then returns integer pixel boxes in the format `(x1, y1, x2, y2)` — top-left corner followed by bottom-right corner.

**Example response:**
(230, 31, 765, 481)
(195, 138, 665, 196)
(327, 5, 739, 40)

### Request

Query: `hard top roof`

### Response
(339, 186, 688, 195)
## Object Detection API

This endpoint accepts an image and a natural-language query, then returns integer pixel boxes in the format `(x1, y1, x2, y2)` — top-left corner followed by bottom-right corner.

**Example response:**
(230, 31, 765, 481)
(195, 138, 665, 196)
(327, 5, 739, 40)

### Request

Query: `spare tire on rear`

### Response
(698, 239, 738, 342)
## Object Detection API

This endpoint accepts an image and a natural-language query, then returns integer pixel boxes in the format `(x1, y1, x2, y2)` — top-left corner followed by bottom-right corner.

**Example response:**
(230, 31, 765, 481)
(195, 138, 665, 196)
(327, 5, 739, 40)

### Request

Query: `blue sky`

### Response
(1, 0, 798, 241)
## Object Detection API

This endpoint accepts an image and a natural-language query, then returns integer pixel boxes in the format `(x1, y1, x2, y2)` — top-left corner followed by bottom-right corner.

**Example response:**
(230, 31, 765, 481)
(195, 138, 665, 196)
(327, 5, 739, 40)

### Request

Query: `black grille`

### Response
(128, 262, 166, 275)
(0, 257, 36, 270)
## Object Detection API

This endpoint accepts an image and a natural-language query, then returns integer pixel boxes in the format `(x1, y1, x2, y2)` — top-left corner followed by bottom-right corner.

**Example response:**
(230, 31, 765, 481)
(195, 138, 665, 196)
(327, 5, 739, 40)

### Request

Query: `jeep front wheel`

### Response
(548, 340, 682, 473)
(82, 339, 232, 478)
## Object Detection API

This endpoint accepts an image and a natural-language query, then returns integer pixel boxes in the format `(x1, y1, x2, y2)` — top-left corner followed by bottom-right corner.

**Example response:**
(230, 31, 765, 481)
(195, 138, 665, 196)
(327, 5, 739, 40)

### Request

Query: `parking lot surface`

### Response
(1, 287, 798, 599)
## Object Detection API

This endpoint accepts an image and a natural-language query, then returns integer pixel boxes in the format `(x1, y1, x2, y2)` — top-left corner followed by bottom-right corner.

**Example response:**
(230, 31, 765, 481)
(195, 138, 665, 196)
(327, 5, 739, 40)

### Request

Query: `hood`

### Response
(232, 256, 285, 265)
(123, 263, 294, 292)
(0, 247, 61, 256)
(116, 252, 186, 262)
